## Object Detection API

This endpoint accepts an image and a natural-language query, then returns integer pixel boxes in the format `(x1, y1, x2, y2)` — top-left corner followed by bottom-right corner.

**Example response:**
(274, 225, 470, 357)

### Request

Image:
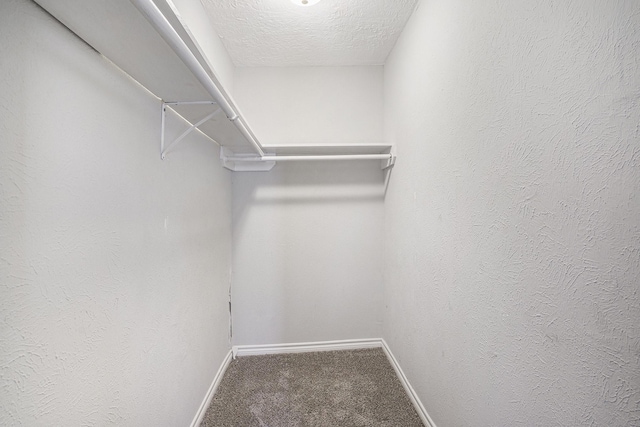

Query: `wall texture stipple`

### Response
(383, 0, 640, 426)
(0, 1, 232, 425)
(2, 0, 639, 425)
(231, 67, 386, 346)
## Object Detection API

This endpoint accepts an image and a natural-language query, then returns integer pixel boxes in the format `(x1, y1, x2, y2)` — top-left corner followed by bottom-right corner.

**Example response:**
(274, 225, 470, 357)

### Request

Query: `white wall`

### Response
(0, 1, 232, 425)
(383, 1, 640, 426)
(234, 67, 384, 145)
(231, 67, 385, 345)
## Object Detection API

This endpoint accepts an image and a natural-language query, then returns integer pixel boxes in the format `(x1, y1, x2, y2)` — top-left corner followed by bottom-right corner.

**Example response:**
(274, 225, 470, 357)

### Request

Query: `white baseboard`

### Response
(190, 349, 233, 427)
(380, 339, 437, 427)
(231, 338, 436, 427)
(232, 338, 383, 357)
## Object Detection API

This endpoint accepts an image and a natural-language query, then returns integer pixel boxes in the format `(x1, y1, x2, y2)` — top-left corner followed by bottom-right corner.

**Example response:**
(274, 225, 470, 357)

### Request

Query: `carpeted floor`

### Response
(201, 348, 424, 426)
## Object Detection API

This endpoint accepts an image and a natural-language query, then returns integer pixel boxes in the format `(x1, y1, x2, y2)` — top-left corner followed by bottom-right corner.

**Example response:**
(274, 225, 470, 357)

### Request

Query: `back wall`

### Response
(231, 66, 386, 345)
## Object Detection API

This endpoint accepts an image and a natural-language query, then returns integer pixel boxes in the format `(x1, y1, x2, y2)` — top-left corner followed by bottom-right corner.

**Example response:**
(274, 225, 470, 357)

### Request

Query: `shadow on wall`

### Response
(232, 160, 389, 218)
(229, 159, 387, 345)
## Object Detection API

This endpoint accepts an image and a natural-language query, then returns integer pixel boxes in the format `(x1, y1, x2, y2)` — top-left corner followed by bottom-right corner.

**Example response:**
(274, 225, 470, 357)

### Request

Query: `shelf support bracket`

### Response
(220, 148, 276, 172)
(382, 154, 396, 170)
(161, 101, 222, 159)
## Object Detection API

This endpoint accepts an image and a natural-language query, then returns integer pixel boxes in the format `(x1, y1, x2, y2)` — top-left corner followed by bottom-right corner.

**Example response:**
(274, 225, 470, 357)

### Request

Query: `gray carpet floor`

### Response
(201, 348, 424, 426)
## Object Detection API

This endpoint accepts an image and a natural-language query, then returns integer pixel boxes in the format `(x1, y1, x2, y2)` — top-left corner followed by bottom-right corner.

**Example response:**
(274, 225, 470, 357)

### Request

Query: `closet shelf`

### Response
(263, 145, 393, 156)
(34, 0, 395, 172)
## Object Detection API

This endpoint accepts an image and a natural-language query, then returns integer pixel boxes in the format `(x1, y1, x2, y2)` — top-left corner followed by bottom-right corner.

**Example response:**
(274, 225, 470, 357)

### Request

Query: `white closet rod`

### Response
(131, 0, 265, 157)
(226, 154, 392, 162)
(132, 0, 394, 166)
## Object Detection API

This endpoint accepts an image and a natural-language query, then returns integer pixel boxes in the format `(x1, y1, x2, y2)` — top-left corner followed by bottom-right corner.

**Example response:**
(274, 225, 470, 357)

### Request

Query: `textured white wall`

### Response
(0, 1, 232, 425)
(383, 1, 640, 426)
(234, 67, 384, 145)
(231, 67, 385, 345)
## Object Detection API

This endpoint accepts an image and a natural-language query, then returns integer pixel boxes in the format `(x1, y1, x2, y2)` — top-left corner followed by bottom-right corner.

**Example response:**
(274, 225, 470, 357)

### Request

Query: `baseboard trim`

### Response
(190, 349, 233, 427)
(232, 338, 383, 357)
(380, 339, 437, 427)
(231, 338, 435, 427)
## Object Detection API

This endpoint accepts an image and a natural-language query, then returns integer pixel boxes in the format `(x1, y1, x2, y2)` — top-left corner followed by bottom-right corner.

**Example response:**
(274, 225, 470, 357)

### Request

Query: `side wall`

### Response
(0, 1, 232, 425)
(231, 67, 386, 345)
(383, 1, 640, 426)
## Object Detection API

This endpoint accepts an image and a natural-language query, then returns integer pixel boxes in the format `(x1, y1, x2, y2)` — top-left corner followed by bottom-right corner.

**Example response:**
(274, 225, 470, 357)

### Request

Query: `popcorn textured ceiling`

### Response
(200, 0, 419, 67)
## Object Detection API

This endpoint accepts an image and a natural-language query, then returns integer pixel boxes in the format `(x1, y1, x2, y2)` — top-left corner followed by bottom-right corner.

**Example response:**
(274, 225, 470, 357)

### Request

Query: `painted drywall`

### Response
(234, 66, 384, 145)
(0, 1, 232, 425)
(383, 1, 640, 426)
(231, 67, 386, 345)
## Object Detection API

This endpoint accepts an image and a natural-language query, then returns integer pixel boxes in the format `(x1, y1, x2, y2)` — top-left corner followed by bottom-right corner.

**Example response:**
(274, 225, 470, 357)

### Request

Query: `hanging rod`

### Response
(226, 154, 393, 162)
(164, 101, 221, 106)
(132, 0, 396, 171)
(132, 0, 265, 157)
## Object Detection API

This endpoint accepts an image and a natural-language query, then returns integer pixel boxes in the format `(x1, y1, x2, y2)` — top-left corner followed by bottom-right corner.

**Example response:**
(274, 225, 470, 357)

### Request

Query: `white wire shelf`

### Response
(35, 0, 396, 172)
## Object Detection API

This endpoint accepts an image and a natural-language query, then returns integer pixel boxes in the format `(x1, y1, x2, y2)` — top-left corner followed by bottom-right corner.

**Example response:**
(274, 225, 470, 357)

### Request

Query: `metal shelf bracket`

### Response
(382, 154, 396, 170)
(161, 101, 221, 160)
